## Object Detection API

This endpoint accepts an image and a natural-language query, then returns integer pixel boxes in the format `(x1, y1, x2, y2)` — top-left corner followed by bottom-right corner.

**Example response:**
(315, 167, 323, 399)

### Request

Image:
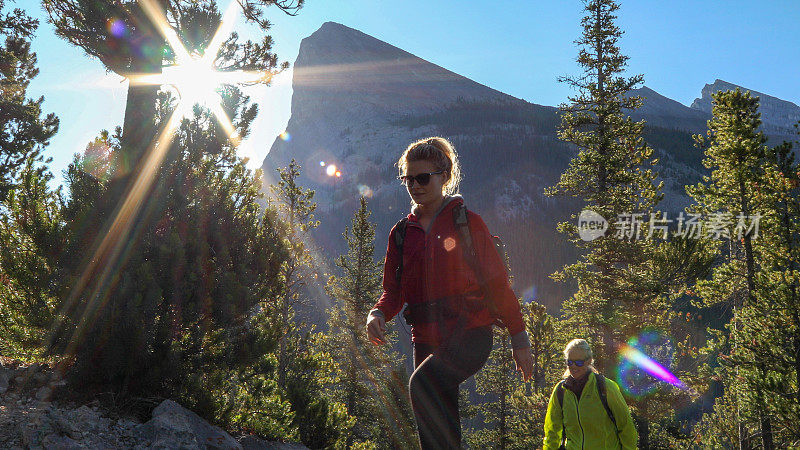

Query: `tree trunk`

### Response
(119, 61, 161, 178)
(118, 0, 164, 181)
(634, 413, 649, 450)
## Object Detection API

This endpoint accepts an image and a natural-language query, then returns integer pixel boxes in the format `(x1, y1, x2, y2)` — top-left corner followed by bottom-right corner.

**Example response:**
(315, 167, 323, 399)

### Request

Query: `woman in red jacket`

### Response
(366, 137, 533, 449)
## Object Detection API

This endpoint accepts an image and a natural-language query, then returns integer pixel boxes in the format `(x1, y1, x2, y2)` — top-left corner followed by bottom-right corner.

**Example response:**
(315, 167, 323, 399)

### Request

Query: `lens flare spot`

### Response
(107, 18, 127, 37)
(319, 161, 326, 166)
(443, 237, 457, 252)
(617, 330, 687, 398)
(326, 164, 337, 177)
(279, 131, 291, 141)
(357, 184, 373, 198)
(522, 285, 538, 303)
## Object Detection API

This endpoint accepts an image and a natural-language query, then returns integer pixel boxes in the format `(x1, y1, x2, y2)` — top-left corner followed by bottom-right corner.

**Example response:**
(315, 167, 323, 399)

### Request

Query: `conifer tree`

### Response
(523, 301, 561, 394)
(696, 124, 800, 448)
(689, 89, 775, 449)
(0, 161, 65, 359)
(269, 159, 319, 389)
(38, 3, 304, 394)
(0, 0, 59, 199)
(322, 196, 415, 449)
(0, 1, 61, 358)
(46, 83, 285, 393)
(544, 1, 684, 444)
(266, 161, 356, 448)
(545, 0, 663, 371)
(750, 136, 800, 444)
(467, 326, 517, 450)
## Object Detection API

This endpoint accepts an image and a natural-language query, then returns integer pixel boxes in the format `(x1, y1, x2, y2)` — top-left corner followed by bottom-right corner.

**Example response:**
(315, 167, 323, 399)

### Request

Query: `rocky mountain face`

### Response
(263, 22, 798, 313)
(691, 79, 800, 140)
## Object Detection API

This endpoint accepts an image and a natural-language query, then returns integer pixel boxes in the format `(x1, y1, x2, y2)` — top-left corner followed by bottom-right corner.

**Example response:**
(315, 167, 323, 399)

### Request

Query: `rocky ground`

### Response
(0, 358, 308, 449)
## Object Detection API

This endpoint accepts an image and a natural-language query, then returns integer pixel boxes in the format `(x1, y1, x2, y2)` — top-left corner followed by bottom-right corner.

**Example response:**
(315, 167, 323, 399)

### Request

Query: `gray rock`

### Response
(239, 435, 309, 450)
(691, 79, 800, 138)
(18, 422, 42, 448)
(35, 386, 52, 401)
(66, 405, 103, 432)
(42, 433, 84, 449)
(135, 399, 242, 449)
(33, 372, 48, 385)
(0, 368, 9, 394)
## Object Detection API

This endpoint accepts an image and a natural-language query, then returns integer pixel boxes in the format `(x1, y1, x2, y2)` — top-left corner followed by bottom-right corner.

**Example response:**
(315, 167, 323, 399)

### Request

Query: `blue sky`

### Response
(23, 0, 800, 186)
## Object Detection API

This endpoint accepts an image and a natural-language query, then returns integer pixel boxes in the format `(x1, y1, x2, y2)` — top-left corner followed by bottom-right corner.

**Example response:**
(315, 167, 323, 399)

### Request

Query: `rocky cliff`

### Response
(691, 79, 800, 139)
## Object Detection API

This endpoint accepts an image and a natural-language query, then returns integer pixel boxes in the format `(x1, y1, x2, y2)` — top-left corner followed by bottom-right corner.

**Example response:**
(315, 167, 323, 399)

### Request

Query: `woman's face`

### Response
(403, 159, 446, 207)
(566, 349, 590, 379)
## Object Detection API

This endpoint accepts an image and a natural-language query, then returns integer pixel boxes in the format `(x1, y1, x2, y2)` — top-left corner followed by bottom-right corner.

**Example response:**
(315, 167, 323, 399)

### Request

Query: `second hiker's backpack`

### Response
(555, 374, 619, 447)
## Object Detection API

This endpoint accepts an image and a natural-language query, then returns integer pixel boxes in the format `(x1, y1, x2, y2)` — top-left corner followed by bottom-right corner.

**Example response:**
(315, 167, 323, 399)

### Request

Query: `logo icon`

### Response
(578, 209, 608, 241)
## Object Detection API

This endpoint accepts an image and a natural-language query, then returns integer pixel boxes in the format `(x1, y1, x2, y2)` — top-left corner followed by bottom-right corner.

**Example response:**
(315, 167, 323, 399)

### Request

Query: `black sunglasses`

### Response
(566, 359, 586, 367)
(398, 170, 445, 187)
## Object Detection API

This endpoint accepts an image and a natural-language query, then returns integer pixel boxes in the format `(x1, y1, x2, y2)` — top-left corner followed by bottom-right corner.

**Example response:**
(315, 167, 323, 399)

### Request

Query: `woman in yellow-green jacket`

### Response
(543, 339, 638, 449)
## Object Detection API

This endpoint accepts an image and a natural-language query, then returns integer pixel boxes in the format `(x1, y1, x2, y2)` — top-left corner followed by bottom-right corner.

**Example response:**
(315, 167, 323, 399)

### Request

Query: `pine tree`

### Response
(689, 89, 775, 449)
(48, 83, 286, 394)
(750, 136, 800, 444)
(0, 0, 59, 200)
(0, 161, 65, 359)
(523, 301, 562, 394)
(702, 126, 800, 447)
(467, 326, 518, 450)
(545, 0, 663, 371)
(0, 0, 61, 359)
(37, 3, 303, 392)
(269, 159, 319, 389)
(266, 161, 356, 448)
(322, 197, 415, 449)
(544, 1, 686, 444)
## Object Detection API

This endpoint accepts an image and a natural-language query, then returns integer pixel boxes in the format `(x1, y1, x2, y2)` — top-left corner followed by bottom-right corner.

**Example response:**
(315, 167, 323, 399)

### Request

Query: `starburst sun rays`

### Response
(129, 0, 268, 145)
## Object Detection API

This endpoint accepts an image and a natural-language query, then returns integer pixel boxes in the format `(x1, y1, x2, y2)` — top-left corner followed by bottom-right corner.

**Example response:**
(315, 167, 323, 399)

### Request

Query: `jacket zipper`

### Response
(575, 391, 584, 450)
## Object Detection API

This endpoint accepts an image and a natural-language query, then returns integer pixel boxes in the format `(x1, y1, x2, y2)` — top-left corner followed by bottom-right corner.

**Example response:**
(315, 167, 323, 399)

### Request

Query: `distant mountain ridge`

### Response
(691, 79, 800, 137)
(263, 21, 798, 313)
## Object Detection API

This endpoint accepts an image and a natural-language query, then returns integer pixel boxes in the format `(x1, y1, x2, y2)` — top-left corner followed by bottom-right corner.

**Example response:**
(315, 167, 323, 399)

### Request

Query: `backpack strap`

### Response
(393, 218, 408, 284)
(452, 204, 502, 322)
(453, 204, 476, 259)
(556, 380, 566, 448)
(595, 374, 619, 433)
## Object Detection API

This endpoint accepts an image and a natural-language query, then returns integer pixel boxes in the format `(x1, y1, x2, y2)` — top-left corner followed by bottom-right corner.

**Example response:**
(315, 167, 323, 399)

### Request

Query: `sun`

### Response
(161, 55, 224, 115)
(126, 0, 266, 136)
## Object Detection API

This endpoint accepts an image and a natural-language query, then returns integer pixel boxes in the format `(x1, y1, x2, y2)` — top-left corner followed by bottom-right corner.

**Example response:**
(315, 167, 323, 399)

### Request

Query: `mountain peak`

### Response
(296, 21, 414, 68)
(691, 80, 800, 134)
(286, 21, 515, 123)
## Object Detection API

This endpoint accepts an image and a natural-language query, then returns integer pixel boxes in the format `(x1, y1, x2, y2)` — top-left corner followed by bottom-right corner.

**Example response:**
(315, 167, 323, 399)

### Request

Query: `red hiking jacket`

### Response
(372, 196, 529, 348)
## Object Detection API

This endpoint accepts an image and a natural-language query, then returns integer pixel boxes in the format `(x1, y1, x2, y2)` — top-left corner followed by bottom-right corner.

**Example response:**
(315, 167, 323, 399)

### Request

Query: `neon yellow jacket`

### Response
(543, 372, 638, 450)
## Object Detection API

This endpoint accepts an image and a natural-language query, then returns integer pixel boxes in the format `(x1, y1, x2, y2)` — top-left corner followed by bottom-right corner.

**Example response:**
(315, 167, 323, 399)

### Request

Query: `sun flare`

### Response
(162, 56, 224, 113)
(125, 0, 265, 133)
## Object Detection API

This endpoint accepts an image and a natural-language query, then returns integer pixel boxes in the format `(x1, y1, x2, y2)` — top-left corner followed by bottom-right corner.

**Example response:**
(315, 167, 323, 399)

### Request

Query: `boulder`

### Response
(0, 367, 9, 394)
(135, 399, 242, 449)
(239, 435, 310, 450)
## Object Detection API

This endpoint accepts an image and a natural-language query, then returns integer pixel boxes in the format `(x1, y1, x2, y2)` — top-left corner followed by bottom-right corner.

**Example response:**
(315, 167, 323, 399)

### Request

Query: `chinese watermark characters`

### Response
(578, 209, 762, 242)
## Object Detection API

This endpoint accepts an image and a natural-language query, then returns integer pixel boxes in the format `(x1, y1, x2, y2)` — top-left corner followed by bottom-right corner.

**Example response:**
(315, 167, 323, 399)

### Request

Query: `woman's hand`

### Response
(512, 346, 534, 381)
(366, 311, 387, 345)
